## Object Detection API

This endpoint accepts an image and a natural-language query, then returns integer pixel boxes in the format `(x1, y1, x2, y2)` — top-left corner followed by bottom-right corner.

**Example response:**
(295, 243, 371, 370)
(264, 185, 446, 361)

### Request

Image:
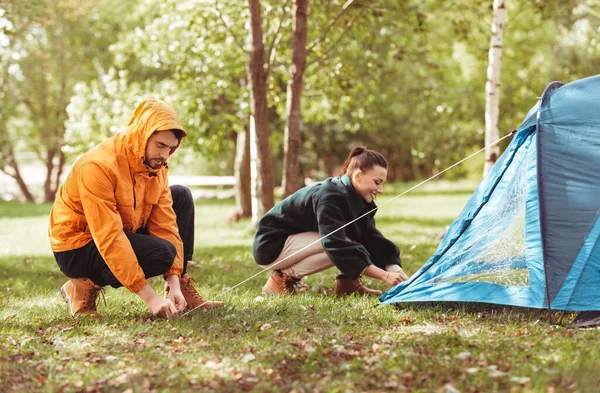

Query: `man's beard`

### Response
(144, 158, 163, 169)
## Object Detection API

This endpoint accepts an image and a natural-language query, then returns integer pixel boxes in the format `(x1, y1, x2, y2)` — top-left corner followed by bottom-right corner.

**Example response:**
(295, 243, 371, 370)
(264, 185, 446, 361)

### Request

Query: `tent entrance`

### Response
(432, 139, 531, 288)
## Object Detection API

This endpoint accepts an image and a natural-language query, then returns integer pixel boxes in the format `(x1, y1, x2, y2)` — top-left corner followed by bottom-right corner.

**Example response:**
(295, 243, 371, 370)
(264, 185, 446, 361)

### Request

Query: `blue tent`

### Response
(380, 75, 600, 311)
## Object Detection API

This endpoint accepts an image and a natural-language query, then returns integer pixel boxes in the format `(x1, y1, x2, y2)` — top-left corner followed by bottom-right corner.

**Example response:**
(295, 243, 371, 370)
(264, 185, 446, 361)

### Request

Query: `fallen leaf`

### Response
(454, 351, 472, 360)
(510, 376, 531, 385)
(444, 383, 460, 393)
(241, 353, 256, 363)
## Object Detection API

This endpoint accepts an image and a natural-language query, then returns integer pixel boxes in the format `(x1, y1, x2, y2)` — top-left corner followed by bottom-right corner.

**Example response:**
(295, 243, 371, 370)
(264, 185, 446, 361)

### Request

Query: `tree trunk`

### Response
(232, 128, 252, 221)
(484, 0, 505, 176)
(250, 114, 260, 224)
(282, 0, 309, 198)
(247, 0, 275, 218)
(5, 147, 36, 202)
(43, 147, 56, 203)
(53, 149, 66, 196)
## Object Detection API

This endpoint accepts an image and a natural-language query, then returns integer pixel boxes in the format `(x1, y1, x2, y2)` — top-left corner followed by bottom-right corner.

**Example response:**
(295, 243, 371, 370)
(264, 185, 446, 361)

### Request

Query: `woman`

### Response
(253, 146, 409, 296)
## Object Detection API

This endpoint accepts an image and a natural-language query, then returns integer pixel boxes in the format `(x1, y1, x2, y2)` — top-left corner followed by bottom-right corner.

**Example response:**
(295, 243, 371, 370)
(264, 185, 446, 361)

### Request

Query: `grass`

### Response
(1, 179, 599, 392)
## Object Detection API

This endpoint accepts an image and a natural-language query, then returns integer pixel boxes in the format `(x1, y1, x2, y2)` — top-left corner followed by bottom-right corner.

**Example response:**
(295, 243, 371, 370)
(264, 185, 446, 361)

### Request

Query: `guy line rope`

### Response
(181, 130, 518, 317)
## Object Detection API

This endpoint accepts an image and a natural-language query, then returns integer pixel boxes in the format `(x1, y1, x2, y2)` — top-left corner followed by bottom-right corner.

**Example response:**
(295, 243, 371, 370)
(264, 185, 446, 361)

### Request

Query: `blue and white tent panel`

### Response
(380, 75, 600, 311)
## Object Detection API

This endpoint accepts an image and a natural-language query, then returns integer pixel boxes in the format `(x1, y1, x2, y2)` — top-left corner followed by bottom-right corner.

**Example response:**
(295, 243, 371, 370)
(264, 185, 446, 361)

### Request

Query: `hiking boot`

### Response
(262, 270, 301, 295)
(567, 311, 600, 329)
(166, 274, 225, 311)
(334, 274, 382, 297)
(60, 278, 104, 317)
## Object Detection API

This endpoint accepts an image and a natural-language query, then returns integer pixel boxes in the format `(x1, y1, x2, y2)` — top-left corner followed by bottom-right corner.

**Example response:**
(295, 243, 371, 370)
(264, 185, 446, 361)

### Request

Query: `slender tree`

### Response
(281, 0, 360, 197)
(484, 0, 506, 175)
(233, 126, 252, 220)
(248, 0, 276, 216)
(281, 0, 308, 197)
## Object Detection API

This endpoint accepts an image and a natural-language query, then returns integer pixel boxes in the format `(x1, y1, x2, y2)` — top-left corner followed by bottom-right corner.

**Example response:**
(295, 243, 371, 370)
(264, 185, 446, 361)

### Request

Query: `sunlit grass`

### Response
(1, 180, 599, 392)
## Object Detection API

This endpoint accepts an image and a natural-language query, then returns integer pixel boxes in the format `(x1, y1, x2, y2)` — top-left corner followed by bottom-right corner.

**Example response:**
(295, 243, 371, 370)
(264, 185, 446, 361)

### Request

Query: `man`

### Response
(48, 99, 223, 318)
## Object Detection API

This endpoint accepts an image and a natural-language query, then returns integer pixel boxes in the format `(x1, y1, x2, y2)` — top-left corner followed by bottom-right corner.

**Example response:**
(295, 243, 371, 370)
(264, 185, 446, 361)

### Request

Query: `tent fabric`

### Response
(380, 74, 600, 311)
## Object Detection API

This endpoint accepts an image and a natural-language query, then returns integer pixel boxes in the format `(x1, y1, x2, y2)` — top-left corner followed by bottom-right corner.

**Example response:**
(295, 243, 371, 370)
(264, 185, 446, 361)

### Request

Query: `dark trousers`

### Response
(54, 185, 195, 288)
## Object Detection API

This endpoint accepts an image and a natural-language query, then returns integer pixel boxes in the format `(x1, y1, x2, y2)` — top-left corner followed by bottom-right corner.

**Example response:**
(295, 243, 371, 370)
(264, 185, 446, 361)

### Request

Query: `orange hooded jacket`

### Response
(48, 99, 187, 293)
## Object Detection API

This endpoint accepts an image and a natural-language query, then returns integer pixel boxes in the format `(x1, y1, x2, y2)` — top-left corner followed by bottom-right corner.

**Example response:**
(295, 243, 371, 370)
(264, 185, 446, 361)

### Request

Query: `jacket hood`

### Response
(123, 99, 186, 173)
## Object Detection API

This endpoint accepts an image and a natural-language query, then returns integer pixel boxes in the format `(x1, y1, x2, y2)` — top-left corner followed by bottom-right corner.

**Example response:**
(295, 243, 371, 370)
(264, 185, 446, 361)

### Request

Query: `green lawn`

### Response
(1, 180, 599, 392)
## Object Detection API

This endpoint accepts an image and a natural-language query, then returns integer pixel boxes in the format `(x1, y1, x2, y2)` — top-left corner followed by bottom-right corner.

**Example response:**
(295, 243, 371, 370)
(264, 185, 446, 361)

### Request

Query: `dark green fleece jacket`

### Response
(252, 175, 401, 279)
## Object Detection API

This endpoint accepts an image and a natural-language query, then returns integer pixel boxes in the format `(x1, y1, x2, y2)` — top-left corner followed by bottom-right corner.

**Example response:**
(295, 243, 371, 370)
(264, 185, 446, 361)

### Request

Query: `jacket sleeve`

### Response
(78, 163, 148, 292)
(146, 185, 184, 277)
(315, 193, 373, 279)
(361, 218, 401, 269)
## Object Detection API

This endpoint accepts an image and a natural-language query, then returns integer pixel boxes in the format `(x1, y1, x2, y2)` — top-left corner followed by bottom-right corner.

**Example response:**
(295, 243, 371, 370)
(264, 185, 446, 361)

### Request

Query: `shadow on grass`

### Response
(388, 301, 575, 327)
(0, 256, 66, 293)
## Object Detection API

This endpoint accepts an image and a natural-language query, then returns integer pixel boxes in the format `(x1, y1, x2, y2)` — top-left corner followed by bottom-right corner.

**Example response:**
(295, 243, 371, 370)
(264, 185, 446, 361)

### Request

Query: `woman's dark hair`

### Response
(339, 146, 387, 176)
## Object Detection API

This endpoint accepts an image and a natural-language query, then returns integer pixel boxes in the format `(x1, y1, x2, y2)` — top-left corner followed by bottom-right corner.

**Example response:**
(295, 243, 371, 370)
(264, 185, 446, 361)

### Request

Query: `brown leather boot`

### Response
(166, 274, 225, 311)
(262, 270, 301, 295)
(60, 278, 104, 317)
(334, 274, 382, 297)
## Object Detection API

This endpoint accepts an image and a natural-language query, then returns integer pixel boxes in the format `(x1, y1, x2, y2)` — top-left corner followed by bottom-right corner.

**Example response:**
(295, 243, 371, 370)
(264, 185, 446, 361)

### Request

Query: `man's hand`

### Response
(146, 296, 179, 318)
(137, 283, 179, 318)
(165, 275, 187, 313)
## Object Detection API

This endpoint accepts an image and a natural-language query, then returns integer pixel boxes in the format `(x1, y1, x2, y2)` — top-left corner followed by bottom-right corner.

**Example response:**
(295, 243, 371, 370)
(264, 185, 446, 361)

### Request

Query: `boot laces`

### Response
(352, 277, 366, 291)
(84, 286, 106, 311)
(183, 277, 204, 301)
(282, 273, 301, 293)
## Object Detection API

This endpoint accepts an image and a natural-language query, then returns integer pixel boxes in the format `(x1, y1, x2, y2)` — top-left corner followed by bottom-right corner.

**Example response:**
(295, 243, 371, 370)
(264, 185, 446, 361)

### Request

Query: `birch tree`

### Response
(233, 126, 252, 220)
(484, 0, 505, 175)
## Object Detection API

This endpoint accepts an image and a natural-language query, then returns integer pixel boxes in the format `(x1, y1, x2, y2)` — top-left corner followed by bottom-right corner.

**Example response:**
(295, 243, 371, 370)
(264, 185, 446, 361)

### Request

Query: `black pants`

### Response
(54, 185, 195, 288)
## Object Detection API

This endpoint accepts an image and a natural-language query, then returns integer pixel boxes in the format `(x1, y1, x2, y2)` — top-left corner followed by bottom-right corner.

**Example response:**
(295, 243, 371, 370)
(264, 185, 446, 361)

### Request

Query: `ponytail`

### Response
(339, 146, 387, 176)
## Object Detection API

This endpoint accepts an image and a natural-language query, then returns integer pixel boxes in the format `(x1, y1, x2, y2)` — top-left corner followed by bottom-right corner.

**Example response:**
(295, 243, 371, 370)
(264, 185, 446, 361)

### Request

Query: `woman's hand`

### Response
(363, 265, 410, 286)
(383, 269, 409, 286)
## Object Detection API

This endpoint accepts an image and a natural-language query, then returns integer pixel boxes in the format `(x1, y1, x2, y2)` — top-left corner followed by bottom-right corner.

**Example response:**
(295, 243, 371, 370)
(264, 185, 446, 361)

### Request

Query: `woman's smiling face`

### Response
(350, 165, 388, 203)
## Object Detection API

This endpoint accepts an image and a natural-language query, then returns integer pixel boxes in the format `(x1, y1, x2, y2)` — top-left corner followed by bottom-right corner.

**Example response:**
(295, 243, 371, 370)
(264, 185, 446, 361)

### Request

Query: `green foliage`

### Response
(0, 0, 135, 200)
(2, 183, 600, 392)
(1, 0, 123, 145)
(5, 0, 598, 188)
(65, 0, 250, 158)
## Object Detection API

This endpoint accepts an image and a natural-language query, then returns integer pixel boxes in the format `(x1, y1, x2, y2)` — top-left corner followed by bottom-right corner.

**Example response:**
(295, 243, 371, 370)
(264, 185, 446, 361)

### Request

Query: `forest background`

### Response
(0, 0, 599, 213)
(1, 2, 600, 391)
